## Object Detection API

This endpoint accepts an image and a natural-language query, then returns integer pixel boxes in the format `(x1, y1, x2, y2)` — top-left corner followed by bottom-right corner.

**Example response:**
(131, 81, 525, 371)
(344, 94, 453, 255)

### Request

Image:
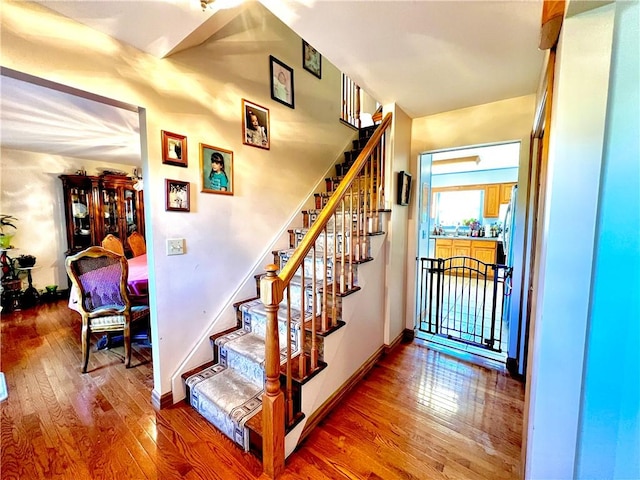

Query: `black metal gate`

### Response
(417, 257, 511, 352)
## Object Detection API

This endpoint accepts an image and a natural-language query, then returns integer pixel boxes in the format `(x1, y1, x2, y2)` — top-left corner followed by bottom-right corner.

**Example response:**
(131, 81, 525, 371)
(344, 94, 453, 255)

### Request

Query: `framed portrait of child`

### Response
(270, 56, 294, 109)
(200, 143, 233, 195)
(302, 40, 321, 79)
(242, 99, 270, 150)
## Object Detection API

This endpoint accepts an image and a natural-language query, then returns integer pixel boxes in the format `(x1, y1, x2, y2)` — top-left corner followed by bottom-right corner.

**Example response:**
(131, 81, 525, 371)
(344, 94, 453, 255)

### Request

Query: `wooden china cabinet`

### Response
(60, 174, 145, 257)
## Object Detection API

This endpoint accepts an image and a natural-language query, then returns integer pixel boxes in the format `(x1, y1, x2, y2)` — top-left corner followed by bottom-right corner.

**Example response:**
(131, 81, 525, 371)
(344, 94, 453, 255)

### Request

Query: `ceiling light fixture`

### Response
(432, 155, 481, 166)
(201, 0, 244, 11)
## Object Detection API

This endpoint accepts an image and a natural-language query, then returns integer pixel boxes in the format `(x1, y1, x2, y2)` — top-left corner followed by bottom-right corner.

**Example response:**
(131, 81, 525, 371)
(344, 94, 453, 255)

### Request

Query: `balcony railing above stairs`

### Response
(259, 112, 393, 478)
(341, 73, 361, 129)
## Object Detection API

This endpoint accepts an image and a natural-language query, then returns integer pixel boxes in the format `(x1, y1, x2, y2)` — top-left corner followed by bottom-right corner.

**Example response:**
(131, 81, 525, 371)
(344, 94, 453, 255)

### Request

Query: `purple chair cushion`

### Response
(78, 263, 124, 310)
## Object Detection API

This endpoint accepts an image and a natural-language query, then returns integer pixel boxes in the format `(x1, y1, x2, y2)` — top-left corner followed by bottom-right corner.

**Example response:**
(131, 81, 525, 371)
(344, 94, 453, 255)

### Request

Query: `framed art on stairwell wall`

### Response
(397, 171, 412, 206)
(242, 99, 270, 150)
(200, 143, 233, 195)
(270, 55, 294, 109)
(162, 130, 188, 167)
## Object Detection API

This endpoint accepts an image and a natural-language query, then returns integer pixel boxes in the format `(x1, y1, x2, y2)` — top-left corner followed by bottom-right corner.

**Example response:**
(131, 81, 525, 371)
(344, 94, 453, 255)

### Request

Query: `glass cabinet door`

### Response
(102, 188, 120, 236)
(71, 186, 92, 250)
(123, 188, 138, 235)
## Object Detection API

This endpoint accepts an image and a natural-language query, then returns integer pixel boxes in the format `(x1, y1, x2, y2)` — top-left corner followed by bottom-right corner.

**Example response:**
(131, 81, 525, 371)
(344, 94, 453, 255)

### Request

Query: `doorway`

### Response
(415, 142, 520, 364)
(0, 67, 153, 372)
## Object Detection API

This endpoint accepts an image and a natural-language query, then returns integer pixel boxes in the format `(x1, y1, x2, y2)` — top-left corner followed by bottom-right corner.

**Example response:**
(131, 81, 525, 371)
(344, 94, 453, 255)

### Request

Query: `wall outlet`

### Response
(166, 238, 185, 255)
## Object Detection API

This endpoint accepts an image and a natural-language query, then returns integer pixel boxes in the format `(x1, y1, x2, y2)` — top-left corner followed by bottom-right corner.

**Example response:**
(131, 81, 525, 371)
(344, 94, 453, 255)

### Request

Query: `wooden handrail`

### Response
(278, 112, 392, 285)
(260, 112, 392, 478)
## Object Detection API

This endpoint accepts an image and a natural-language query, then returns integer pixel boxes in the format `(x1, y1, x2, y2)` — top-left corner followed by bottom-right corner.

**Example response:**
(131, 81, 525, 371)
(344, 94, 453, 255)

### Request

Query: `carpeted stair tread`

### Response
(216, 331, 269, 386)
(184, 123, 383, 458)
(240, 297, 307, 325)
(185, 364, 263, 451)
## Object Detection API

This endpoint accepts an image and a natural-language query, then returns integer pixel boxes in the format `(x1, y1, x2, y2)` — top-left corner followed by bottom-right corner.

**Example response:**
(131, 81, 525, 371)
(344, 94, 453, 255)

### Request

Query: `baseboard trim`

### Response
(384, 330, 407, 354)
(403, 328, 415, 342)
(151, 389, 173, 410)
(298, 344, 385, 443)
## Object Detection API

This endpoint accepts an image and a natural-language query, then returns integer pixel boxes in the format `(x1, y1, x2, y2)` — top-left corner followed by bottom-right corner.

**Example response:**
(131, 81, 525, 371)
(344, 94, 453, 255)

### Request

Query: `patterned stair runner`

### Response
(183, 123, 379, 452)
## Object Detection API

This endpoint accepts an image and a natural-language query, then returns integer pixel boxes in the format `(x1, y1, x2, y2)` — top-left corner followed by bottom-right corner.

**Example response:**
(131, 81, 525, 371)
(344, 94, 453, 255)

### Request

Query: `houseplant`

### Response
(17, 255, 36, 268)
(0, 215, 18, 249)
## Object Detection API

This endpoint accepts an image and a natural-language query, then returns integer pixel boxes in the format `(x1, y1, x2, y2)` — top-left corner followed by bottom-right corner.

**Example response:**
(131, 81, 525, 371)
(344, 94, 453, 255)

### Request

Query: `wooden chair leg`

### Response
(123, 321, 131, 368)
(81, 323, 90, 373)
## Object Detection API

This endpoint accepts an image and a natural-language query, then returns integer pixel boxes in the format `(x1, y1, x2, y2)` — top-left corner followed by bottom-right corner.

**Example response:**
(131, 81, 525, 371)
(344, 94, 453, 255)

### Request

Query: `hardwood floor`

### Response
(1, 299, 524, 479)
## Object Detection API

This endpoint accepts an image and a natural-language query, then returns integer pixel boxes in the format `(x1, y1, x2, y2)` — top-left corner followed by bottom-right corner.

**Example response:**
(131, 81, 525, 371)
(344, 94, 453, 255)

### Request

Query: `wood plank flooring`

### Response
(1, 299, 524, 479)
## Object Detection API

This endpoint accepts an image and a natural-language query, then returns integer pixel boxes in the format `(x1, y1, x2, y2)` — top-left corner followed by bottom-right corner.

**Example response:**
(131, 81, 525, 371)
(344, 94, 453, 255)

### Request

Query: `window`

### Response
(433, 190, 483, 226)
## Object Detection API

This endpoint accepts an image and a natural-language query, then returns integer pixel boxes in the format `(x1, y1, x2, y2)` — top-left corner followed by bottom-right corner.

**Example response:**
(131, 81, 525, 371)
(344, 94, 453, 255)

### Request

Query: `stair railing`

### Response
(260, 112, 392, 478)
(341, 73, 361, 129)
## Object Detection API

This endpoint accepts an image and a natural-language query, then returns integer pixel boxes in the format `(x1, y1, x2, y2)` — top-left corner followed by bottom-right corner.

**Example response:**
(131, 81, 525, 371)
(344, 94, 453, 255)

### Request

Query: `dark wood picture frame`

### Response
(270, 56, 294, 109)
(242, 99, 270, 150)
(302, 40, 321, 79)
(161, 130, 188, 167)
(200, 143, 233, 195)
(397, 171, 412, 206)
(165, 179, 190, 212)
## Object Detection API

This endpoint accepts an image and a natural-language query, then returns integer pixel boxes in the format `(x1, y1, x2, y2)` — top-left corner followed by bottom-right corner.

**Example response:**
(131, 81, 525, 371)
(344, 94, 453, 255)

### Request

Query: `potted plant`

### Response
(17, 254, 36, 268)
(0, 215, 18, 249)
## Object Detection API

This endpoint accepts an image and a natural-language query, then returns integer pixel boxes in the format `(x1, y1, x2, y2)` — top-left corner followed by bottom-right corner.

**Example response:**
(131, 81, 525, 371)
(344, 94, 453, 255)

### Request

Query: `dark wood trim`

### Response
(402, 328, 415, 342)
(339, 118, 359, 131)
(298, 345, 385, 443)
(384, 330, 407, 354)
(151, 389, 173, 410)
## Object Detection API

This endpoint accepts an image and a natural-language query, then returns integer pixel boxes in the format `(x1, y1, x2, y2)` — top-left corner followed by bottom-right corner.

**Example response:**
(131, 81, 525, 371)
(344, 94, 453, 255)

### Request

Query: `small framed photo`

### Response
(162, 130, 188, 167)
(302, 40, 321, 79)
(165, 179, 190, 212)
(201, 144, 233, 195)
(270, 55, 294, 109)
(242, 99, 270, 150)
(397, 171, 412, 206)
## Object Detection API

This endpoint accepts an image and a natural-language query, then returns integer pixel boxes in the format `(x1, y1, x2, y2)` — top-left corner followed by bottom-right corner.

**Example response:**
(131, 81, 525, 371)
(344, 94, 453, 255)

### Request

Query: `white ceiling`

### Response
(262, 0, 545, 118)
(1, 0, 546, 163)
(0, 74, 141, 165)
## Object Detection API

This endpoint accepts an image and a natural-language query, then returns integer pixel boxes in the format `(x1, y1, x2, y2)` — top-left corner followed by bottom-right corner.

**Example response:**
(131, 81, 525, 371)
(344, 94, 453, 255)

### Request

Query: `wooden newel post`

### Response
(260, 264, 285, 479)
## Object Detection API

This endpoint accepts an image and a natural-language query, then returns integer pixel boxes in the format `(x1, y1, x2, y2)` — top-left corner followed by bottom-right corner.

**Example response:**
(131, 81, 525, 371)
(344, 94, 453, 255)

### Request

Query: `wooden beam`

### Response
(540, 0, 565, 49)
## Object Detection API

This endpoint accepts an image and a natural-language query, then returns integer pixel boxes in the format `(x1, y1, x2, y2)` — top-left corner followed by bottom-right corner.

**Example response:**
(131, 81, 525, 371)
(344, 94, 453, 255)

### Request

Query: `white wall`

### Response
(575, 1, 639, 478)
(383, 104, 413, 339)
(0, 149, 136, 289)
(524, 3, 616, 479)
(0, 1, 356, 398)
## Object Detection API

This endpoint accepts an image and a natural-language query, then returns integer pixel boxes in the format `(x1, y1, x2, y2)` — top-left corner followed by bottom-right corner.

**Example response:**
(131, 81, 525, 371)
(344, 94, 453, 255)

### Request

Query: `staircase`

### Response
(182, 113, 392, 477)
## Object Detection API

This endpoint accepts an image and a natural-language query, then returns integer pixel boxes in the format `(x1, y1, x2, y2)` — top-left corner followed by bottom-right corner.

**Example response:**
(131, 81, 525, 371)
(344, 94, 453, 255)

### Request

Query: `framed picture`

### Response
(397, 171, 412, 206)
(242, 99, 270, 150)
(302, 40, 321, 79)
(270, 56, 294, 109)
(201, 144, 233, 195)
(165, 179, 190, 212)
(162, 130, 188, 167)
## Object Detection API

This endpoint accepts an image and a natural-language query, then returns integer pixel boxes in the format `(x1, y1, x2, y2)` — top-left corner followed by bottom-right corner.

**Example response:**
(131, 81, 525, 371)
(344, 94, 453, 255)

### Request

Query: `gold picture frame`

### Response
(200, 144, 233, 195)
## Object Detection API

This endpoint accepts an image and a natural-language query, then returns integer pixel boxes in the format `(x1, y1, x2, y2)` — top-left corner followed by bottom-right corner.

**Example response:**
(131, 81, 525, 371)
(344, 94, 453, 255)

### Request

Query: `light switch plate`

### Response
(167, 238, 185, 255)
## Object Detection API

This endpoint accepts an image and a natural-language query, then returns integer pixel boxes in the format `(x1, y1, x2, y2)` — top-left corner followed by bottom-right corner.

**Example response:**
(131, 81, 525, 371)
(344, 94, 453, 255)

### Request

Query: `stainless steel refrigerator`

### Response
(503, 185, 526, 376)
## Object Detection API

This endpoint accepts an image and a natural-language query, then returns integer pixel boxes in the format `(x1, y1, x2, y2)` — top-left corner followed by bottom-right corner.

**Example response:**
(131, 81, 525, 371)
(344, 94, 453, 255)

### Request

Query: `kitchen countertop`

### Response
(430, 235, 502, 242)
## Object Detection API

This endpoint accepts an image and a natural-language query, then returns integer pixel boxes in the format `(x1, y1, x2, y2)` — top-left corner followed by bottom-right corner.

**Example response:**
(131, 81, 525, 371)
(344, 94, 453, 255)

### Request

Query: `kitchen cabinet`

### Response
(434, 238, 499, 277)
(471, 240, 497, 264)
(60, 174, 145, 256)
(500, 182, 517, 205)
(452, 240, 471, 267)
(434, 238, 452, 259)
(484, 184, 501, 218)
